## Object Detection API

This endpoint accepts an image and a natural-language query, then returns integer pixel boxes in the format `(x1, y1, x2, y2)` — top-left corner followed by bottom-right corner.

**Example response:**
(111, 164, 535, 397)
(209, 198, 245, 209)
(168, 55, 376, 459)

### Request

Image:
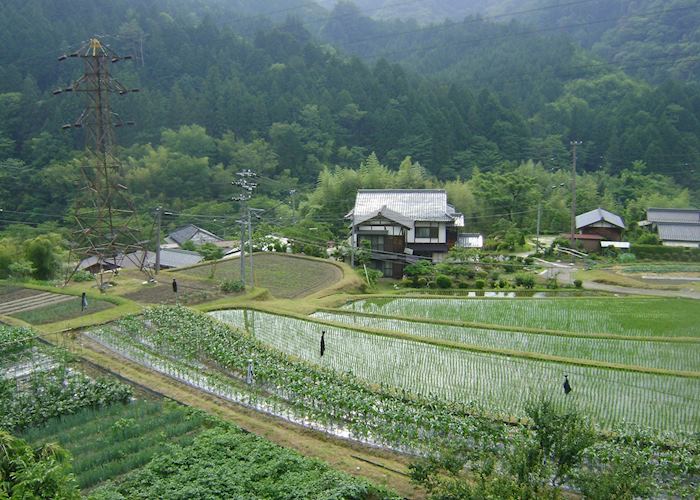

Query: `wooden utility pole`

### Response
(570, 141, 582, 248)
(154, 206, 162, 274)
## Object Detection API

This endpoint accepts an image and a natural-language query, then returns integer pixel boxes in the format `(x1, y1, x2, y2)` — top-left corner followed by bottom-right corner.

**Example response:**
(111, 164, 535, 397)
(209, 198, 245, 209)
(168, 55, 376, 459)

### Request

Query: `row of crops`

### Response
(85, 307, 698, 497)
(19, 401, 209, 490)
(2, 322, 394, 498)
(88, 307, 502, 453)
(342, 297, 700, 338)
(0, 325, 132, 431)
(213, 309, 700, 432)
(312, 310, 699, 373)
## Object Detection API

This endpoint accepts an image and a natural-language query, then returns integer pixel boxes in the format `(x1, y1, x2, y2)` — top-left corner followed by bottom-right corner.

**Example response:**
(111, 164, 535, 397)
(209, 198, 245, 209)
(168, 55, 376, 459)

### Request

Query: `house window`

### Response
(359, 235, 384, 252)
(383, 260, 393, 276)
(415, 226, 439, 239)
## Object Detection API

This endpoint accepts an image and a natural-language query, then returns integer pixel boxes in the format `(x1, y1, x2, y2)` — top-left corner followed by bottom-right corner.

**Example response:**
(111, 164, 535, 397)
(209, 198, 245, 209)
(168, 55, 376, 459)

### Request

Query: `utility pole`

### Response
(570, 141, 582, 248)
(289, 189, 297, 224)
(239, 217, 246, 287)
(248, 208, 264, 287)
(154, 206, 162, 274)
(233, 169, 257, 288)
(536, 202, 542, 253)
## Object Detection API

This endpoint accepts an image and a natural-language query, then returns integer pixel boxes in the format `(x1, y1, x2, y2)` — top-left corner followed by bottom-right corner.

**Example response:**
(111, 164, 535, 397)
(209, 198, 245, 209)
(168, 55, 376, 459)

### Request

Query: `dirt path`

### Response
(583, 281, 700, 300)
(66, 335, 424, 499)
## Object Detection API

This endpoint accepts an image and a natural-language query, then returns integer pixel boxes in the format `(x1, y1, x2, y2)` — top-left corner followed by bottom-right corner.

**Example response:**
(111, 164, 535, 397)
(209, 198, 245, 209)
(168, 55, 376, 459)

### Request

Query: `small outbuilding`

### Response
(575, 208, 626, 241)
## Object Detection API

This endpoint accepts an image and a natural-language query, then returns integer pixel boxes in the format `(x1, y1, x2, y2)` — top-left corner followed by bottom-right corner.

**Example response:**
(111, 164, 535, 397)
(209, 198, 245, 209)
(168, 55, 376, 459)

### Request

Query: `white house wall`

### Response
(662, 241, 700, 248)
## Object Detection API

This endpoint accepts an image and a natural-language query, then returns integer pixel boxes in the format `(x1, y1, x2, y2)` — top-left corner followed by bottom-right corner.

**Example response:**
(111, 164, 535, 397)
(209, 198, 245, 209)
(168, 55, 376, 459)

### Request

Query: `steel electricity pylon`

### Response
(55, 37, 150, 290)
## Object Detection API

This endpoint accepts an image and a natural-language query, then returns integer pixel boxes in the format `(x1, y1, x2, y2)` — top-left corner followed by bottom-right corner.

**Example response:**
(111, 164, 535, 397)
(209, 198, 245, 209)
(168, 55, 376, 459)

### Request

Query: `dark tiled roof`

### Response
(647, 207, 700, 224)
(349, 189, 461, 224)
(167, 224, 223, 245)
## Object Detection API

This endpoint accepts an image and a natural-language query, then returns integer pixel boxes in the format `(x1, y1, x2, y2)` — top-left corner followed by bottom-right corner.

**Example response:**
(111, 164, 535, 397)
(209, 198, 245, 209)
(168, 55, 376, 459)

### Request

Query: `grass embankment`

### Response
(19, 400, 210, 490)
(177, 253, 349, 299)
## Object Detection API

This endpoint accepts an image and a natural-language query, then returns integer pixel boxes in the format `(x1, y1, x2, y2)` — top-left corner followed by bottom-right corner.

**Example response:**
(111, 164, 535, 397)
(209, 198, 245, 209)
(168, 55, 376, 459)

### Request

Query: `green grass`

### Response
(343, 297, 700, 338)
(11, 297, 114, 325)
(19, 400, 212, 490)
(212, 309, 700, 432)
(178, 253, 343, 298)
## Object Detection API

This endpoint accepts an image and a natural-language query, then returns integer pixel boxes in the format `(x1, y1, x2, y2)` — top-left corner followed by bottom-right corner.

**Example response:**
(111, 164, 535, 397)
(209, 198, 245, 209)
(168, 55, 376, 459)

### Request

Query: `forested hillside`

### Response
(0, 0, 698, 241)
(318, 0, 700, 82)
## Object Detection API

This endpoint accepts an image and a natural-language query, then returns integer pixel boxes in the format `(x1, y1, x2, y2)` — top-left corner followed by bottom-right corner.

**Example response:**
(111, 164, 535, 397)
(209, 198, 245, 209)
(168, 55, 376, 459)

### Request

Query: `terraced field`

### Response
(212, 309, 700, 432)
(312, 310, 700, 373)
(0, 285, 113, 324)
(342, 297, 700, 338)
(178, 253, 343, 298)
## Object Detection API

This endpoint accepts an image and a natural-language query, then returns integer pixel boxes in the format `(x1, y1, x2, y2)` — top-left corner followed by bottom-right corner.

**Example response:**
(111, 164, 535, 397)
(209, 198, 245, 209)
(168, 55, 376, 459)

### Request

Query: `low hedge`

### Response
(631, 244, 700, 262)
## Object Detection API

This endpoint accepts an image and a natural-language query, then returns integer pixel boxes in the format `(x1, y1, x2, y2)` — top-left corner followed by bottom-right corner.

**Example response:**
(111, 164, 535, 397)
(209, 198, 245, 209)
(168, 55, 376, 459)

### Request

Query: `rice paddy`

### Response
(341, 297, 700, 338)
(211, 309, 700, 432)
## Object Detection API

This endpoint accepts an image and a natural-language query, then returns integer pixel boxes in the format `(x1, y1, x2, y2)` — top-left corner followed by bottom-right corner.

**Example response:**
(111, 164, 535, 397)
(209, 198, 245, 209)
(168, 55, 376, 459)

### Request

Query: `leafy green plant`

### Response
(219, 279, 244, 293)
(0, 431, 80, 499)
(435, 274, 452, 289)
(72, 270, 94, 282)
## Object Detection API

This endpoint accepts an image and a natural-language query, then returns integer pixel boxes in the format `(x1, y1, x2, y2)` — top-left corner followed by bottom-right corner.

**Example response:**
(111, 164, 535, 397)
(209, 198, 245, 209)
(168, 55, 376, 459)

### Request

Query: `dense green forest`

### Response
(0, 0, 698, 252)
(317, 0, 700, 83)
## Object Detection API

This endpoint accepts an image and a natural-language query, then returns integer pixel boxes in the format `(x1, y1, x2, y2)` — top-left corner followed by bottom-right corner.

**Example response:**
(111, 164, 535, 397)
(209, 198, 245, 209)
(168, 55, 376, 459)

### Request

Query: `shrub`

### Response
(514, 273, 535, 289)
(617, 252, 636, 263)
(435, 275, 452, 289)
(416, 277, 428, 288)
(475, 279, 485, 289)
(573, 279, 583, 288)
(72, 270, 94, 282)
(220, 280, 245, 293)
(466, 269, 476, 280)
(635, 232, 661, 245)
(498, 279, 508, 288)
(458, 281, 469, 289)
(630, 244, 700, 262)
(8, 260, 35, 280)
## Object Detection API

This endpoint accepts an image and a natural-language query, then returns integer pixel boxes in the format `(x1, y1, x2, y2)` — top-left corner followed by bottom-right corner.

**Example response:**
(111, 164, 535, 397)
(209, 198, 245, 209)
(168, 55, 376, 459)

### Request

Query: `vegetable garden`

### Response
(2, 322, 393, 498)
